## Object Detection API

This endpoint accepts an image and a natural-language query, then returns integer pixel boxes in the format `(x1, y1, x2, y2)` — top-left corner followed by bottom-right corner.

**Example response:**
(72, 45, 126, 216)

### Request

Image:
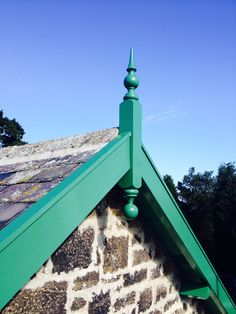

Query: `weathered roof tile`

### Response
(0, 202, 30, 222)
(16, 181, 61, 203)
(0, 172, 14, 184)
(0, 170, 40, 185)
(29, 165, 77, 183)
(0, 202, 32, 229)
(0, 128, 118, 230)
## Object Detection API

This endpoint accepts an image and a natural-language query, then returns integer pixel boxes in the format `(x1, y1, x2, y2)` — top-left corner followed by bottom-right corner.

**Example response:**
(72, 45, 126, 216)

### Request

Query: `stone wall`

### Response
(2, 188, 207, 314)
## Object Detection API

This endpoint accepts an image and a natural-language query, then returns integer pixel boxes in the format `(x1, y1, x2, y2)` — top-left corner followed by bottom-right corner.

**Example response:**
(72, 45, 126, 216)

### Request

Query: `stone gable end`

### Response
(2, 190, 207, 314)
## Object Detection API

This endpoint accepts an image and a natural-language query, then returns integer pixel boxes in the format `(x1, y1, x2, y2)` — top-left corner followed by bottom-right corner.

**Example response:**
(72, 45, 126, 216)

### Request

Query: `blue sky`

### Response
(0, 0, 235, 182)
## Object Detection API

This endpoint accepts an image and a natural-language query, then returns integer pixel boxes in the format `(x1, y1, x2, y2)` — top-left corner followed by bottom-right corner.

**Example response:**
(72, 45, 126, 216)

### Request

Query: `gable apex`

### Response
(0, 51, 235, 313)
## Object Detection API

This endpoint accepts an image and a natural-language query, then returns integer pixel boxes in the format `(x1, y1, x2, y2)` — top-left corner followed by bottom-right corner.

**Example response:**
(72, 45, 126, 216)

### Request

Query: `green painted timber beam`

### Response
(140, 146, 236, 314)
(180, 287, 227, 313)
(180, 286, 211, 300)
(0, 133, 131, 310)
(119, 99, 142, 189)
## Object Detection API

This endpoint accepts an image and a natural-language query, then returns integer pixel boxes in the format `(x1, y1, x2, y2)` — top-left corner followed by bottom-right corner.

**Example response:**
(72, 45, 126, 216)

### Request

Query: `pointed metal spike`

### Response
(127, 48, 136, 71)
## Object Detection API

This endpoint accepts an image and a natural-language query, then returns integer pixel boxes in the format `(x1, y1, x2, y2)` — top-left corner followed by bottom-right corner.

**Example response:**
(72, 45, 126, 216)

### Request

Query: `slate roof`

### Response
(0, 128, 118, 230)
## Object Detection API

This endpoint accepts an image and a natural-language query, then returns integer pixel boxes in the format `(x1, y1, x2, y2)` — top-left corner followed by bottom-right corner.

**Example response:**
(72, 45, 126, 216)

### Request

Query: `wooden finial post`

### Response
(119, 49, 142, 220)
(123, 48, 139, 101)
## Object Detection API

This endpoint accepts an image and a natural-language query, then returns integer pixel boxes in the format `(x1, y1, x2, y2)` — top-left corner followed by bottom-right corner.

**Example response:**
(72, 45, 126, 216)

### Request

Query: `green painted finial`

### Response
(127, 48, 136, 71)
(123, 48, 139, 101)
(123, 188, 139, 220)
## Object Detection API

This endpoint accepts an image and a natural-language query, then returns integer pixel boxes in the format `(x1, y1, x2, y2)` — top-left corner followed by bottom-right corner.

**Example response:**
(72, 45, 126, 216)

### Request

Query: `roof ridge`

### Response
(0, 128, 118, 166)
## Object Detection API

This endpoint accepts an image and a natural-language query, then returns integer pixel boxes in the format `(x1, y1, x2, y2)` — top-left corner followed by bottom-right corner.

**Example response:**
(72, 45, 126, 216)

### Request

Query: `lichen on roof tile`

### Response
(0, 169, 40, 185)
(17, 181, 61, 203)
(0, 128, 118, 231)
(0, 128, 118, 165)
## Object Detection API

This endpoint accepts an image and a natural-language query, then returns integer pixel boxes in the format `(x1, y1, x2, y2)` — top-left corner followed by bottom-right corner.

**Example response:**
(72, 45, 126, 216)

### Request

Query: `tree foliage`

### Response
(0, 110, 27, 147)
(164, 163, 236, 301)
(163, 174, 179, 202)
(213, 163, 236, 286)
(177, 167, 216, 260)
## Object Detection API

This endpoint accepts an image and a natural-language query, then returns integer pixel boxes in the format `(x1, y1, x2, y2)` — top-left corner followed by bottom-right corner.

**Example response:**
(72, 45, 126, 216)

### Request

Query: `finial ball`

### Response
(124, 73, 139, 90)
(123, 203, 139, 220)
(123, 188, 139, 220)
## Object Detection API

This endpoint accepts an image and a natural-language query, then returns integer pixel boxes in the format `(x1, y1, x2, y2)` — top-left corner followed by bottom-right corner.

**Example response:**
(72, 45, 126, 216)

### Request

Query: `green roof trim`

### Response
(139, 145, 236, 313)
(0, 50, 235, 313)
(0, 132, 131, 309)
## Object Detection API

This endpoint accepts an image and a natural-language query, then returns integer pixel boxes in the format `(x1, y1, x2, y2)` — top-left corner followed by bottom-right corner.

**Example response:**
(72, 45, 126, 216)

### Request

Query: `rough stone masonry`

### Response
(1, 188, 208, 314)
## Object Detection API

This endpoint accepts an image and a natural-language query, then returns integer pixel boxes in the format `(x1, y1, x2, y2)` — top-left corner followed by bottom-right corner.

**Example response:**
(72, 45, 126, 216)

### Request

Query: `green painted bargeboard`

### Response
(0, 133, 131, 309)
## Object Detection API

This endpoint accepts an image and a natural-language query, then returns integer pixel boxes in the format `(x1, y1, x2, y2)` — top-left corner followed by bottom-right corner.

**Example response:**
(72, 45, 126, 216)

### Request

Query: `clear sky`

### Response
(0, 0, 235, 182)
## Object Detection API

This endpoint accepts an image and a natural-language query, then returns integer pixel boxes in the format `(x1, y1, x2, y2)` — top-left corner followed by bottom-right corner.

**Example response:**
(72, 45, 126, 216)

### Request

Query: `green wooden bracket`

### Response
(180, 286, 229, 313)
(180, 286, 211, 300)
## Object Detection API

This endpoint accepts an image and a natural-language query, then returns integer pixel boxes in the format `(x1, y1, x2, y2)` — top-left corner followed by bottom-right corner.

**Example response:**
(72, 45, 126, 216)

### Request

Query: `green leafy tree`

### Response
(213, 162, 236, 298)
(0, 110, 27, 147)
(176, 164, 236, 301)
(177, 167, 216, 260)
(163, 174, 179, 202)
